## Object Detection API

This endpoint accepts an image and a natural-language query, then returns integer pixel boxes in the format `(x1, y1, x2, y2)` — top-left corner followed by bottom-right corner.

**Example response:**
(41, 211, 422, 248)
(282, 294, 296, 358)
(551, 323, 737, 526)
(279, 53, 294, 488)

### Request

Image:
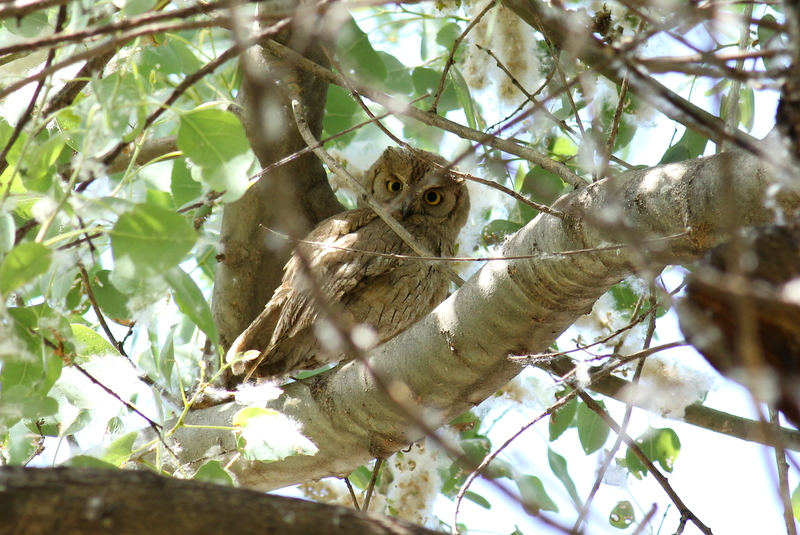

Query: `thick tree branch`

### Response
(158, 144, 800, 491)
(0, 467, 442, 535)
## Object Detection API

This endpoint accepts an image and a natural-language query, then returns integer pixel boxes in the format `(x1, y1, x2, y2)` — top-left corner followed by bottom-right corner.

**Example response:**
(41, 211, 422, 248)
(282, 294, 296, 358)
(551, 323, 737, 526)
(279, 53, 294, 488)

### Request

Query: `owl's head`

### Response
(362, 147, 470, 240)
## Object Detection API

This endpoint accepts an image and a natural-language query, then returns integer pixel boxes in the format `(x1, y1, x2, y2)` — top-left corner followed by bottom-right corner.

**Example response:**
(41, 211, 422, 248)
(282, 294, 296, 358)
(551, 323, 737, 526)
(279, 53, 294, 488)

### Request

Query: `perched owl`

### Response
(226, 147, 470, 380)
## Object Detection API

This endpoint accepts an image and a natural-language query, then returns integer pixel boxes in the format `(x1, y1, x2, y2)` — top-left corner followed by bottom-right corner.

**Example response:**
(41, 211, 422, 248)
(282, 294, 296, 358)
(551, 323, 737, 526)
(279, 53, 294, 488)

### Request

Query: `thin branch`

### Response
(771, 407, 798, 535)
(262, 39, 587, 189)
(631, 505, 658, 535)
(578, 393, 712, 534)
(77, 263, 128, 358)
(454, 170, 565, 218)
(452, 389, 579, 534)
(0, 0, 71, 20)
(572, 290, 656, 532)
(0, 4, 67, 177)
(361, 457, 383, 512)
(430, 0, 497, 113)
(264, 227, 688, 264)
(75, 19, 291, 192)
(0, 0, 260, 57)
(343, 476, 360, 510)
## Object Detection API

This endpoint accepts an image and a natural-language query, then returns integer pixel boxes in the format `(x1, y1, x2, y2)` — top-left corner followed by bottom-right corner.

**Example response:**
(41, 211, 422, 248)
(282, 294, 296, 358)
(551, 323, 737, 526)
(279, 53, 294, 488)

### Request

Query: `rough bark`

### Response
(158, 144, 800, 491)
(212, 3, 343, 354)
(0, 467, 441, 535)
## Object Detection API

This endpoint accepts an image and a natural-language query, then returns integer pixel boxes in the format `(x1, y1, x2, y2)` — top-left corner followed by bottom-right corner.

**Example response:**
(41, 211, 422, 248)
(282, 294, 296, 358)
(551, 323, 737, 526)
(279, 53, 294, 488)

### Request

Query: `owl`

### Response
(226, 147, 470, 380)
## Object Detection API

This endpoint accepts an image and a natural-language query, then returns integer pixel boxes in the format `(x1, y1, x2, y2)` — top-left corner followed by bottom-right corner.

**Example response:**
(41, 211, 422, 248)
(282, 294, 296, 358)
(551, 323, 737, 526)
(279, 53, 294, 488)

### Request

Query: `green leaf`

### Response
(609, 500, 635, 529)
(92, 72, 147, 138)
(323, 84, 361, 144)
(336, 17, 387, 84)
(171, 157, 203, 208)
(515, 474, 559, 515)
(109, 203, 196, 278)
(0, 386, 59, 421)
(450, 66, 479, 130)
(193, 460, 234, 486)
(465, 490, 492, 509)
(90, 270, 132, 323)
(483, 457, 514, 479)
(792, 483, 800, 520)
(101, 431, 138, 467)
(178, 108, 254, 202)
(192, 151, 255, 203)
(449, 410, 481, 439)
(139, 38, 201, 77)
(625, 427, 681, 479)
(157, 325, 177, 385)
(576, 400, 610, 455)
(758, 14, 789, 70)
(547, 448, 582, 509)
(65, 455, 119, 469)
(233, 407, 318, 463)
(377, 52, 414, 95)
(436, 22, 462, 50)
(0, 242, 52, 297)
(71, 324, 120, 358)
(520, 167, 566, 206)
(549, 391, 577, 441)
(164, 266, 218, 344)
(178, 108, 250, 166)
(609, 281, 638, 311)
(3, 11, 49, 38)
(348, 465, 373, 489)
(412, 67, 460, 113)
(461, 436, 491, 465)
(659, 127, 707, 165)
(739, 86, 755, 131)
(551, 136, 578, 158)
(22, 133, 66, 192)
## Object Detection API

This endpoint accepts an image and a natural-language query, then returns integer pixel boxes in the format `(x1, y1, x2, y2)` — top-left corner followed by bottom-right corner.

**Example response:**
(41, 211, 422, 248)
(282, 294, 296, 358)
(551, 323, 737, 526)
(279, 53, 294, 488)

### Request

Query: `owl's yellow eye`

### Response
(424, 190, 442, 206)
(387, 179, 403, 193)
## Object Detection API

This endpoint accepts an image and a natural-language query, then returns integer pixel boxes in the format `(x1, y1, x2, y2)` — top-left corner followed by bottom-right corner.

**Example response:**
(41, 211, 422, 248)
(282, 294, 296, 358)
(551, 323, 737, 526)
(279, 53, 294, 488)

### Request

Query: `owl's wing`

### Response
(227, 208, 408, 376)
(271, 208, 408, 343)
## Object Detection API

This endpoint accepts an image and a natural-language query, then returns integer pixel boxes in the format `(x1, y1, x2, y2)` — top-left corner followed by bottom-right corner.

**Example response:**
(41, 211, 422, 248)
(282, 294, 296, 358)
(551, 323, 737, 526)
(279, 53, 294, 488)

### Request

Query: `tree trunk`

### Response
(212, 4, 343, 355)
(0, 467, 442, 535)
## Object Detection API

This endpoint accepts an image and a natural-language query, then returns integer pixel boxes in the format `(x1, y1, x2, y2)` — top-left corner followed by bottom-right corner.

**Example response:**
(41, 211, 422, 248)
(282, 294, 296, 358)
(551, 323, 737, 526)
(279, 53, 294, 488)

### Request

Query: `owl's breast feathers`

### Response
(226, 208, 452, 378)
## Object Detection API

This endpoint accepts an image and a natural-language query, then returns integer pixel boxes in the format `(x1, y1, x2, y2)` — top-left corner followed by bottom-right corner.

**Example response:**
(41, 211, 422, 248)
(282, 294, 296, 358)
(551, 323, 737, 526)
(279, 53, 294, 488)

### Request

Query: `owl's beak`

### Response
(388, 196, 414, 220)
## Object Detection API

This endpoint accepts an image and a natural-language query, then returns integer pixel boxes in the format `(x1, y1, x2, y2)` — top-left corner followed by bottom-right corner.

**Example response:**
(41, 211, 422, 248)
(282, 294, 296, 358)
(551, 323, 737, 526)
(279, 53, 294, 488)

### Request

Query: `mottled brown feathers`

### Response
(226, 147, 470, 379)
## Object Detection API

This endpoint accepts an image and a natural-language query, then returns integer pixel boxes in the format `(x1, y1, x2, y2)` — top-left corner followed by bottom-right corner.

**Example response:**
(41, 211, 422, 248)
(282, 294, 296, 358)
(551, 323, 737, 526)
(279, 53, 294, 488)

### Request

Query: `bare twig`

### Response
(771, 407, 798, 535)
(578, 393, 712, 534)
(430, 0, 497, 113)
(452, 389, 579, 534)
(361, 458, 383, 512)
(343, 476, 360, 510)
(0, 4, 67, 177)
(572, 290, 656, 532)
(262, 39, 587, 189)
(77, 263, 127, 358)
